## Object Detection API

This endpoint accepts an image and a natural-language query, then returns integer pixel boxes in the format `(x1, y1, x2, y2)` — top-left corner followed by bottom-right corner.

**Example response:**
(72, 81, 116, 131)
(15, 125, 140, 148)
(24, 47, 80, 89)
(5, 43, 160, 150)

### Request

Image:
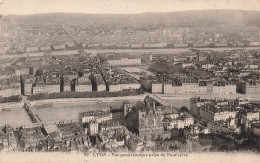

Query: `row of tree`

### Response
(0, 95, 22, 103)
(28, 88, 144, 101)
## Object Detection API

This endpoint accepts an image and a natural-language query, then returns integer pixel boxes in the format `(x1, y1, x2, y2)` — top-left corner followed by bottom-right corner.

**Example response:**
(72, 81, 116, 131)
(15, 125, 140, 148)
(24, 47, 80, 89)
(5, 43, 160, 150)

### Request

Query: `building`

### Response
(164, 83, 207, 94)
(79, 109, 112, 124)
(75, 76, 92, 92)
(150, 54, 172, 62)
(140, 76, 163, 93)
(123, 101, 132, 116)
(62, 76, 71, 92)
(33, 76, 47, 94)
(107, 58, 141, 66)
(46, 77, 61, 94)
(107, 75, 141, 92)
(0, 76, 21, 97)
(21, 75, 36, 96)
(55, 122, 85, 144)
(20, 125, 47, 151)
(52, 44, 66, 50)
(165, 82, 236, 95)
(138, 101, 164, 141)
(242, 111, 260, 130)
(0, 85, 21, 97)
(119, 83, 141, 90)
(108, 84, 121, 92)
(243, 112, 260, 122)
(23, 79, 35, 96)
(143, 79, 236, 95)
(164, 84, 182, 94)
(33, 84, 46, 94)
(125, 100, 164, 141)
(25, 46, 39, 53)
(173, 57, 187, 62)
(15, 69, 29, 76)
(245, 64, 259, 69)
(200, 104, 237, 122)
(212, 85, 236, 95)
(207, 121, 232, 134)
(111, 109, 124, 124)
(251, 124, 260, 136)
(164, 113, 194, 129)
(250, 42, 260, 46)
(2, 126, 19, 150)
(151, 83, 164, 94)
(92, 74, 106, 92)
(237, 82, 260, 95)
(154, 140, 186, 151)
(39, 46, 51, 51)
(202, 64, 215, 69)
(63, 70, 78, 82)
(87, 121, 99, 136)
(143, 43, 167, 48)
(182, 63, 194, 68)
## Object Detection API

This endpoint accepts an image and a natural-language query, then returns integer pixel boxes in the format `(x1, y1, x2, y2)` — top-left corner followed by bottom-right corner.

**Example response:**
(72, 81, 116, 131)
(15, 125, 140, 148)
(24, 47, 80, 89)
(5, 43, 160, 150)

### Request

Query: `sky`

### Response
(0, 0, 260, 15)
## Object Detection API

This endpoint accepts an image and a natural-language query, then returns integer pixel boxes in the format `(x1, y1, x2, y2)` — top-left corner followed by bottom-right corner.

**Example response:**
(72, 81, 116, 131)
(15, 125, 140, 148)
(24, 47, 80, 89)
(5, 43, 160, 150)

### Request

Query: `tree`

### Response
(180, 107, 189, 113)
(0, 95, 22, 103)
(35, 69, 43, 76)
(29, 66, 34, 75)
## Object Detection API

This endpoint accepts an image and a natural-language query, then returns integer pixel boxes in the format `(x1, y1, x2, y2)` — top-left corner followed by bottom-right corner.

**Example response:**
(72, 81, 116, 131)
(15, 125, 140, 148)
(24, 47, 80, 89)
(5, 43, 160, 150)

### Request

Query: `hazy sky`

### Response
(0, 0, 260, 15)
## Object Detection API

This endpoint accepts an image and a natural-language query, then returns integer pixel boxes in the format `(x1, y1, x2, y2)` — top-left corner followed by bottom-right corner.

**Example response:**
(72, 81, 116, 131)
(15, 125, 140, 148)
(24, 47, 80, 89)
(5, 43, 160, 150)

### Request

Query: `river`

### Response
(35, 98, 191, 123)
(1, 95, 258, 127)
(0, 107, 32, 128)
(1, 47, 259, 59)
(35, 101, 133, 123)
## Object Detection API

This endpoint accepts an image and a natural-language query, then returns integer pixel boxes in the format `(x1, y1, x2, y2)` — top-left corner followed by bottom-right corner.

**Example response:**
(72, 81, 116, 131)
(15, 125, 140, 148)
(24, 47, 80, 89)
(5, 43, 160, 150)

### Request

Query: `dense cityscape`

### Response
(0, 10, 260, 154)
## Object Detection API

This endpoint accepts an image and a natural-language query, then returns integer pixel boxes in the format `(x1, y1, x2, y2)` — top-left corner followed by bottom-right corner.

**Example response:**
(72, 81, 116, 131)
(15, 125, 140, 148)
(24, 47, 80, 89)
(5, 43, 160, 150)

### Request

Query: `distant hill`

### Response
(2, 10, 260, 27)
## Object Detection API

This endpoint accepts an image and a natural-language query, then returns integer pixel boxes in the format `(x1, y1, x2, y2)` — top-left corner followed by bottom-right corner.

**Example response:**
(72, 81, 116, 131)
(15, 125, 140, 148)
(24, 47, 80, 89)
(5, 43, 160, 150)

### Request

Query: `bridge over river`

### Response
(24, 102, 42, 123)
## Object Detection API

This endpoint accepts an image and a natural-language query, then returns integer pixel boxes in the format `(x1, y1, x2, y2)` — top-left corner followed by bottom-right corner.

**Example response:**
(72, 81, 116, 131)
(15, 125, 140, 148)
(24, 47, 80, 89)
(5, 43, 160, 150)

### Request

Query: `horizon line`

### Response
(3, 9, 260, 16)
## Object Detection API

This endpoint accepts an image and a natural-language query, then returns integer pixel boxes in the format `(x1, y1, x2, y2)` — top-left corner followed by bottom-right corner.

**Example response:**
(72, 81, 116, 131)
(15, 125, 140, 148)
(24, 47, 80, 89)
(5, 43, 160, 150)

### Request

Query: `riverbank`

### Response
(157, 93, 260, 101)
(28, 94, 146, 106)
(1, 47, 260, 59)
(1, 93, 260, 127)
(0, 102, 24, 110)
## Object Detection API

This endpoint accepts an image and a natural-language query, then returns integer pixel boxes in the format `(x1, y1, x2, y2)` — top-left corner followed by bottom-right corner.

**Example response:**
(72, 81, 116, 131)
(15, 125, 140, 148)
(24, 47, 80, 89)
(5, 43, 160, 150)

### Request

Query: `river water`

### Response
(35, 101, 125, 123)
(164, 98, 191, 109)
(0, 98, 192, 127)
(0, 107, 32, 128)
(2, 96, 256, 127)
(35, 98, 191, 123)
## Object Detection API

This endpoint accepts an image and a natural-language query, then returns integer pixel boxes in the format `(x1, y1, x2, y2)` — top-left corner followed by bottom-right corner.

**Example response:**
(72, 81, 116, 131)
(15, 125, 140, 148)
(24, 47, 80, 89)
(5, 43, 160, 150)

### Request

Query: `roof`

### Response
(49, 132, 62, 139)
(76, 76, 91, 85)
(81, 109, 111, 117)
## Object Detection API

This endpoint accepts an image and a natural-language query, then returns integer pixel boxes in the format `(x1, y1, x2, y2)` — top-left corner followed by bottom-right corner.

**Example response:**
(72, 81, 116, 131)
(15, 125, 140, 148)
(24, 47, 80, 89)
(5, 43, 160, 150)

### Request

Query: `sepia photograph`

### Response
(0, 0, 260, 162)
